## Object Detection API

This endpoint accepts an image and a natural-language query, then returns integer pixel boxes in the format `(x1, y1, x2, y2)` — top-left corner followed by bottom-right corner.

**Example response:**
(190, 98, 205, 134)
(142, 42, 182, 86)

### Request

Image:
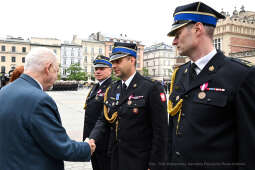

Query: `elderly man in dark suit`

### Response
(89, 42, 168, 170)
(0, 47, 95, 170)
(167, 2, 255, 170)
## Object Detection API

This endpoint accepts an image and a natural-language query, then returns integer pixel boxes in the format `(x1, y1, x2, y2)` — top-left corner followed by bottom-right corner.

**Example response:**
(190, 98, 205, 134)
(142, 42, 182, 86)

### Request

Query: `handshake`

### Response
(84, 138, 96, 155)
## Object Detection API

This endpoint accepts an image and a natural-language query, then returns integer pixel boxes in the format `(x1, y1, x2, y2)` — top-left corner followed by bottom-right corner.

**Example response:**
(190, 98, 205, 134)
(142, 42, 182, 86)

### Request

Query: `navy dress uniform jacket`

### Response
(168, 51, 255, 170)
(83, 77, 112, 150)
(90, 72, 168, 170)
(0, 74, 91, 170)
(83, 78, 112, 170)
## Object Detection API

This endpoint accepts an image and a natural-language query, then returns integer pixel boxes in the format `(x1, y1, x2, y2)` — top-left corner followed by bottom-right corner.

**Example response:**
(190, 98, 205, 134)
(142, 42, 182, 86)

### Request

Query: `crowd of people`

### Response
(1, 2, 255, 170)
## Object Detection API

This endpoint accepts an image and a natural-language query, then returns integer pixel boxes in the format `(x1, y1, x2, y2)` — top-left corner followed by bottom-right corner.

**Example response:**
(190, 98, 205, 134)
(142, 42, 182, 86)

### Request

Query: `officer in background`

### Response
(89, 42, 168, 170)
(83, 55, 112, 170)
(167, 2, 255, 170)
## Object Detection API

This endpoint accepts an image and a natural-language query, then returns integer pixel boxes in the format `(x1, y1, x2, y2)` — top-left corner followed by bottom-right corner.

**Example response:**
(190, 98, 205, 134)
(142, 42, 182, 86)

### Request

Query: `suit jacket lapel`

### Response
(187, 51, 226, 92)
(89, 84, 99, 98)
(178, 62, 190, 92)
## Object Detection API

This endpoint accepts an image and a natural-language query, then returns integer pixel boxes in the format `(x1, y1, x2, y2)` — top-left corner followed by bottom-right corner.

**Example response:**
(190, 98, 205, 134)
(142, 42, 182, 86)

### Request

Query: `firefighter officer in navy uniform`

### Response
(83, 55, 112, 170)
(167, 2, 255, 170)
(89, 42, 168, 170)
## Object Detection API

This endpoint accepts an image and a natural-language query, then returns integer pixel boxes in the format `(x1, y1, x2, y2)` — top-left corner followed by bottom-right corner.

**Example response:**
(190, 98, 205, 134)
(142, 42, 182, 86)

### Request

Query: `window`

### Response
(63, 59, 66, 65)
(78, 59, 81, 65)
(84, 56, 87, 63)
(22, 47, 26, 53)
(64, 50, 67, 56)
(91, 57, 94, 63)
(1, 56, 5, 62)
(71, 48, 74, 56)
(84, 67, 87, 72)
(1, 46, 5, 52)
(12, 46, 16, 52)
(99, 48, 102, 54)
(217, 38, 221, 50)
(53, 49, 57, 54)
(1, 66, 5, 73)
(78, 49, 80, 56)
(71, 59, 74, 64)
(152, 69, 156, 76)
(109, 45, 112, 51)
(22, 57, 25, 63)
(11, 56, 16, 62)
(84, 47, 87, 54)
(91, 48, 94, 56)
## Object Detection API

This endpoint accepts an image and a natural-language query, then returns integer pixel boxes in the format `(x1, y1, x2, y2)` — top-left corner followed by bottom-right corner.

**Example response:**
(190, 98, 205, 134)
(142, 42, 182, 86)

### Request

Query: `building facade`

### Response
(72, 35, 105, 82)
(89, 32, 145, 72)
(214, 6, 255, 62)
(0, 36, 30, 74)
(60, 42, 83, 78)
(30, 37, 61, 64)
(143, 43, 179, 81)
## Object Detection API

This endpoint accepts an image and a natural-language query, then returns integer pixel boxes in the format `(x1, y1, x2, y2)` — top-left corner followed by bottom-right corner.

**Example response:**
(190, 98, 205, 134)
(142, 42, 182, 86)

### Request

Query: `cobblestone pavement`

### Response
(47, 88, 92, 170)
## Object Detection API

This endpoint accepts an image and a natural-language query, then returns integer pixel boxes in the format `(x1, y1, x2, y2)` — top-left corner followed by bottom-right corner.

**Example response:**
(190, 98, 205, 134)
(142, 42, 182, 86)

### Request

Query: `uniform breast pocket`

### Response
(193, 91, 228, 107)
(192, 91, 229, 124)
(123, 99, 146, 119)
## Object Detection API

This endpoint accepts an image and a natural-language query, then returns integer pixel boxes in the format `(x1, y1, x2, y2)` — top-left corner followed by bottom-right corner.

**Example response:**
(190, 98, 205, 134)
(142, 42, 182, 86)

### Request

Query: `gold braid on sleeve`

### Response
(83, 87, 93, 110)
(168, 68, 183, 117)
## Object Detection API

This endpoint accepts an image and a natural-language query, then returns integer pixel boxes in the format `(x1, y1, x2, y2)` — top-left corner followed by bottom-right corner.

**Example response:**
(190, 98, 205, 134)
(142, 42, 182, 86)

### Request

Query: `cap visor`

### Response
(167, 22, 190, 37)
(110, 54, 129, 62)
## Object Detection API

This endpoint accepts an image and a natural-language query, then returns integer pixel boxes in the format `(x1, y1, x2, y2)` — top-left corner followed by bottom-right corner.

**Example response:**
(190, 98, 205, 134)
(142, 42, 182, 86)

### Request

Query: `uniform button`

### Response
(176, 151, 181, 156)
(181, 113, 185, 117)
(207, 98, 212, 102)
(184, 95, 189, 99)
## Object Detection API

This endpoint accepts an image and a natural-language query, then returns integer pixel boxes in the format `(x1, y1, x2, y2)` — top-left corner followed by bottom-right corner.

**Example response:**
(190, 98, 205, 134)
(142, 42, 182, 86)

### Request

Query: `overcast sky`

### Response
(1, 0, 253, 46)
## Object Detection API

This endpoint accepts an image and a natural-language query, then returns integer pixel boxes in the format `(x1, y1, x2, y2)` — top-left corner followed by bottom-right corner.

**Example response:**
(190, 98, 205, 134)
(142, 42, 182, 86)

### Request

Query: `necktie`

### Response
(189, 63, 197, 81)
(122, 83, 127, 96)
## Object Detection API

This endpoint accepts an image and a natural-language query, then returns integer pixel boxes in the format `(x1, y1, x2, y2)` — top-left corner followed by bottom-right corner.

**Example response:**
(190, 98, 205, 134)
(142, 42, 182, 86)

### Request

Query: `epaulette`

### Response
(231, 58, 254, 67)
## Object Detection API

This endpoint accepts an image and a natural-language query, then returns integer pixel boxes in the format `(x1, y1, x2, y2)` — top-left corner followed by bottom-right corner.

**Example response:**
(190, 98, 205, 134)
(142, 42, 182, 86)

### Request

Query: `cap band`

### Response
(174, 12, 217, 26)
(112, 47, 137, 57)
(94, 59, 112, 67)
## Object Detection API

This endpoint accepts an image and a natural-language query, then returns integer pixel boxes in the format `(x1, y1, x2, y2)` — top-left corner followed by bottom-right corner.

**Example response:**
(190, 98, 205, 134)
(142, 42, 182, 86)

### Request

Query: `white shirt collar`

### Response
(122, 72, 136, 88)
(193, 49, 217, 74)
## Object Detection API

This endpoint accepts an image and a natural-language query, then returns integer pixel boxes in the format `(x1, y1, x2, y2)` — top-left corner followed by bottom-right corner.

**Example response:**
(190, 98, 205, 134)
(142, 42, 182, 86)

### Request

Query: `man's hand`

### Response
(85, 138, 96, 155)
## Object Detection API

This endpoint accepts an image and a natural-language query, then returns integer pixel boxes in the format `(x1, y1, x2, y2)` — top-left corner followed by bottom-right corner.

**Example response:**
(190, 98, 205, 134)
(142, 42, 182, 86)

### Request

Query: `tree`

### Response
(142, 67, 149, 77)
(66, 63, 88, 81)
(111, 72, 120, 81)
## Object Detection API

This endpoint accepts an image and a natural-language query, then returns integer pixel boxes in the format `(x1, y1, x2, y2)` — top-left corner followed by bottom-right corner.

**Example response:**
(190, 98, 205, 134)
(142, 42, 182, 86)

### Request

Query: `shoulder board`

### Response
(230, 58, 254, 67)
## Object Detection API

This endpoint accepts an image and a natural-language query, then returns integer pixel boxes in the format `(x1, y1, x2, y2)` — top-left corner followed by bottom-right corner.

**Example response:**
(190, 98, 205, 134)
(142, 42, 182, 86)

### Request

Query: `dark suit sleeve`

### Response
(235, 67, 255, 169)
(148, 83, 168, 169)
(89, 111, 109, 143)
(29, 95, 91, 162)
